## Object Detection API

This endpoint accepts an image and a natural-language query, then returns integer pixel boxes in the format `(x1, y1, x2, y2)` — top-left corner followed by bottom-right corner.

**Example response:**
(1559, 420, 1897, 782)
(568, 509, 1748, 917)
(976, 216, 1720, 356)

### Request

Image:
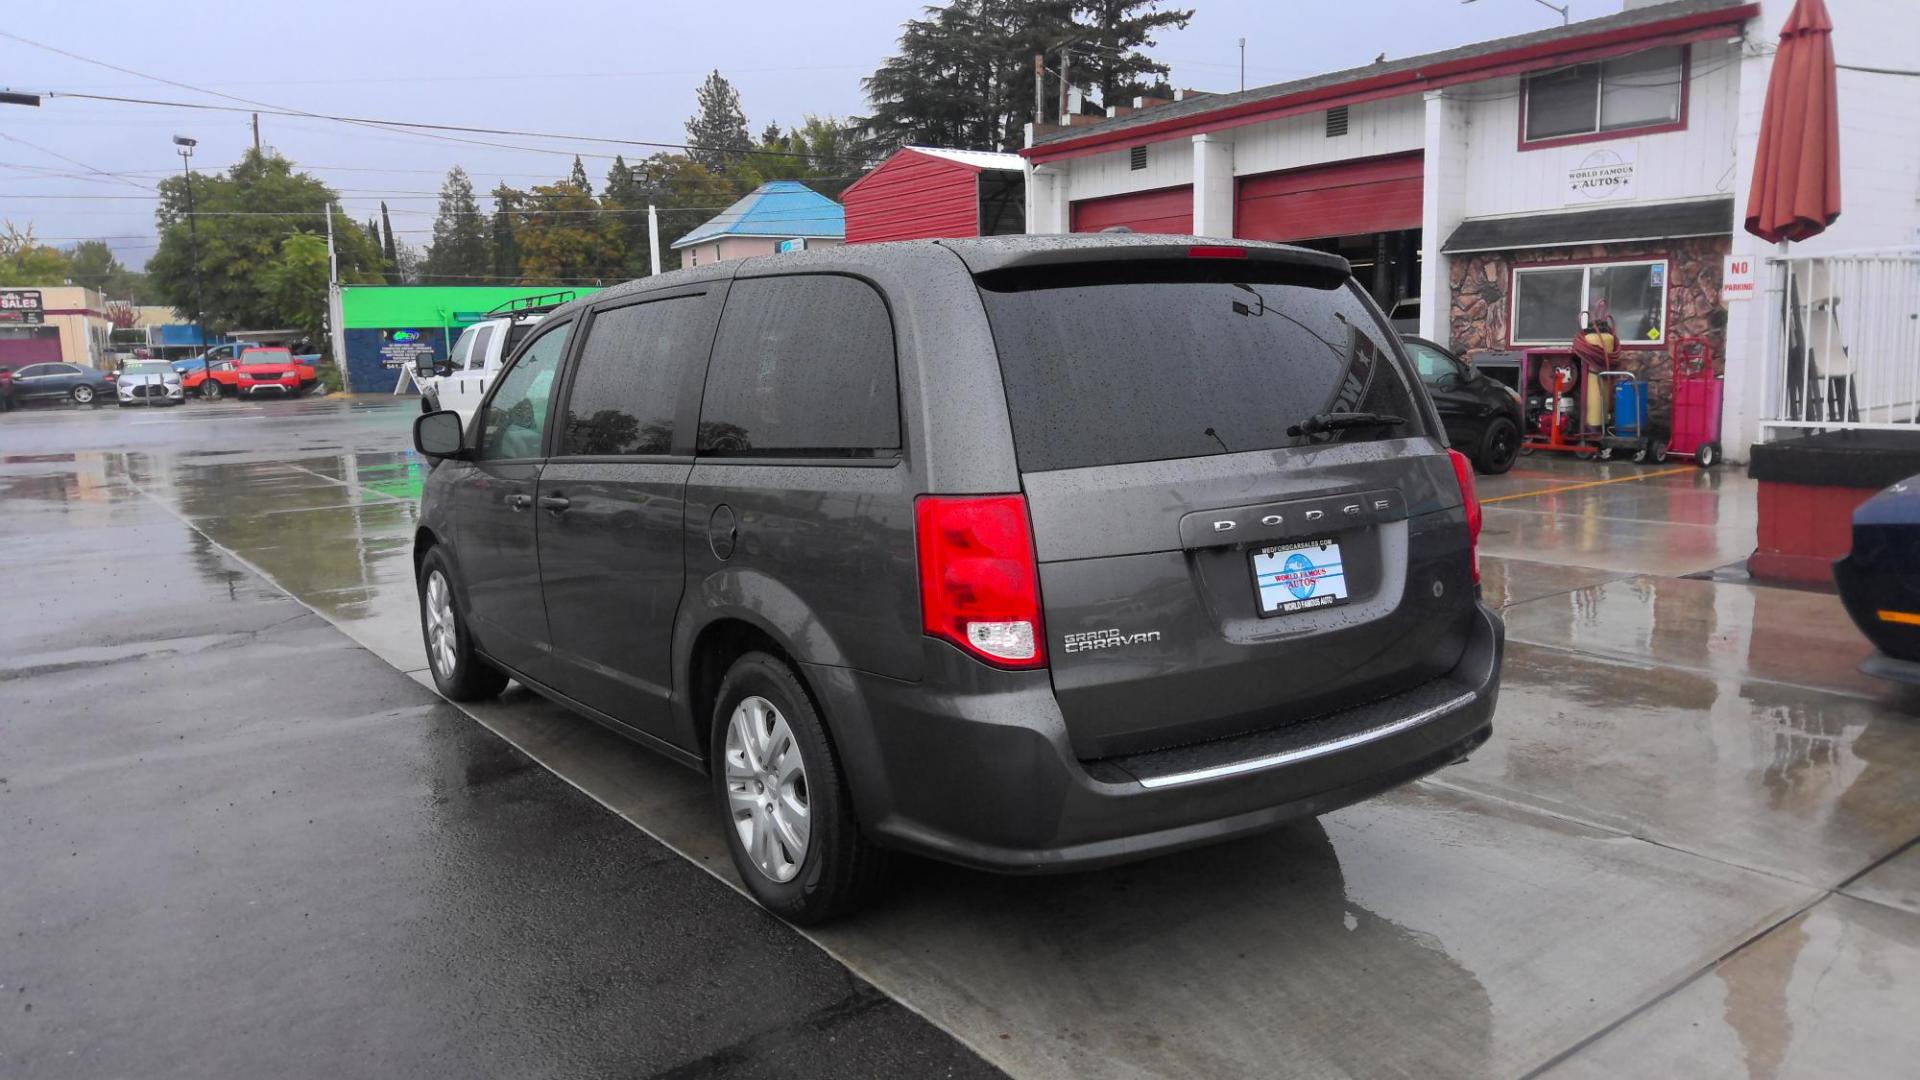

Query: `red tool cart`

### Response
(1667, 336, 1724, 468)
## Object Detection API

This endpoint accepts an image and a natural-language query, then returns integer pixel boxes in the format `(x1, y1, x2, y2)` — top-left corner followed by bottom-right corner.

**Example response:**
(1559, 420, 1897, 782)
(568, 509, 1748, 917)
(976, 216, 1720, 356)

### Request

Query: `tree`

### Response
(147, 150, 383, 332)
(858, 0, 1187, 152)
(0, 221, 74, 285)
(685, 70, 751, 169)
(516, 180, 616, 284)
(489, 184, 524, 283)
(1076, 0, 1192, 110)
(378, 202, 400, 284)
(568, 155, 592, 195)
(422, 166, 490, 284)
(259, 232, 331, 345)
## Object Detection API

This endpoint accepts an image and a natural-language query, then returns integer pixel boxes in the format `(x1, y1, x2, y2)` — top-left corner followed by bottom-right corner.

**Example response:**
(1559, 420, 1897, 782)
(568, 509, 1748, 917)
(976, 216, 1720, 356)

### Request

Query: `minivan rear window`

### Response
(977, 265, 1423, 472)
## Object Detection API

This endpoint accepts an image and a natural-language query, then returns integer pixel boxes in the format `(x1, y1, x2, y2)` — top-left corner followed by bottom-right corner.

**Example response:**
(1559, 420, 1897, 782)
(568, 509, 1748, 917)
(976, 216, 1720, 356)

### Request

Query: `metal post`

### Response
(1034, 53, 1046, 128)
(174, 138, 206, 368)
(251, 113, 261, 153)
(1239, 38, 1246, 92)
(648, 204, 662, 276)
(1059, 48, 1071, 122)
(325, 203, 349, 393)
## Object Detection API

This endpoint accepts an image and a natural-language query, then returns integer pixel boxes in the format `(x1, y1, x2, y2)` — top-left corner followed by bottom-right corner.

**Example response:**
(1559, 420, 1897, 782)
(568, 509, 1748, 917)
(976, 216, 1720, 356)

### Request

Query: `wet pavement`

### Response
(4, 397, 1917, 1078)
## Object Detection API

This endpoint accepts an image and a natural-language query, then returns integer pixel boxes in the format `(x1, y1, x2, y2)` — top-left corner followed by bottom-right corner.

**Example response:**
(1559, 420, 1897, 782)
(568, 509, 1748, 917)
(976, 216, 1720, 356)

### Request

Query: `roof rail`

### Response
(483, 290, 576, 319)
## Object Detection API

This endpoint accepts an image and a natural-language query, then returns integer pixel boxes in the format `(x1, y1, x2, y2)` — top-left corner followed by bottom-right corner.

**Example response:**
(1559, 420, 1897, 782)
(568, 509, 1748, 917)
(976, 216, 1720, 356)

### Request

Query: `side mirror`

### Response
(414, 410, 468, 460)
(414, 354, 439, 378)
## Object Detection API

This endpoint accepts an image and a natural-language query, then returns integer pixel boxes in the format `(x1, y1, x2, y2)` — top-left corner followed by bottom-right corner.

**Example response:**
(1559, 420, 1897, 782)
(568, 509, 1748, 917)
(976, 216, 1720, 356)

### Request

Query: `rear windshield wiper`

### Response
(1287, 411, 1408, 438)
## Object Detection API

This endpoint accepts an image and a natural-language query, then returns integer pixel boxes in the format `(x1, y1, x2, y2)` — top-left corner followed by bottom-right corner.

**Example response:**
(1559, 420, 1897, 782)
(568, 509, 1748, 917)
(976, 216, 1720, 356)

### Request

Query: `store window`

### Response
(1511, 260, 1667, 346)
(1523, 46, 1685, 144)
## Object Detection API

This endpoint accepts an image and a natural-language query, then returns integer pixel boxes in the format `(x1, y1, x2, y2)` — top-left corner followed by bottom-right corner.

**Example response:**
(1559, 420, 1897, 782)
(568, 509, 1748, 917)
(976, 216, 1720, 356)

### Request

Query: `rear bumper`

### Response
(808, 601, 1502, 873)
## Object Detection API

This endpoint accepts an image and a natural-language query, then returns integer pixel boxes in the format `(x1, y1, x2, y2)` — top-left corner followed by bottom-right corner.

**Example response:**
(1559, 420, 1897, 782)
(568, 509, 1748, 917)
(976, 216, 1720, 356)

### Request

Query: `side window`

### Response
(447, 328, 475, 371)
(478, 323, 571, 461)
(697, 276, 899, 456)
(466, 326, 495, 370)
(560, 296, 708, 456)
(16, 364, 48, 378)
(1407, 342, 1455, 382)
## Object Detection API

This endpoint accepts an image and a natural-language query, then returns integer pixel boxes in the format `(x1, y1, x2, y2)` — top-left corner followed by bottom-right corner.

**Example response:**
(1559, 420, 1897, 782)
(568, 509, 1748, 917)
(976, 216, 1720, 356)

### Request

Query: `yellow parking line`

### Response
(1481, 465, 1695, 505)
(1879, 610, 1920, 626)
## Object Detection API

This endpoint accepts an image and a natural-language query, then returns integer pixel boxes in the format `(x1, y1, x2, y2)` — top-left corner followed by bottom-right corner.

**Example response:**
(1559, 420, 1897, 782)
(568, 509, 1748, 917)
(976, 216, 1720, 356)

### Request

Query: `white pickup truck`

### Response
(416, 293, 572, 427)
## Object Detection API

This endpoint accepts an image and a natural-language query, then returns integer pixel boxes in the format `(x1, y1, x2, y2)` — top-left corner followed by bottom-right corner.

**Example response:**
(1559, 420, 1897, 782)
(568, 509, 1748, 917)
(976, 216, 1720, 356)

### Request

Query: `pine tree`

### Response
(1076, 0, 1192, 110)
(489, 184, 525, 283)
(378, 202, 400, 284)
(422, 167, 491, 284)
(568, 155, 592, 195)
(685, 70, 751, 170)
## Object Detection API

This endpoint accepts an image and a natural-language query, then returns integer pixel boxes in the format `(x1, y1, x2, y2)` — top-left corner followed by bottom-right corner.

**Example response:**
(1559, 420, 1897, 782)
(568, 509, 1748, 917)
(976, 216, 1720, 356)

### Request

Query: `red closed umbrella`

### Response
(1745, 0, 1842, 243)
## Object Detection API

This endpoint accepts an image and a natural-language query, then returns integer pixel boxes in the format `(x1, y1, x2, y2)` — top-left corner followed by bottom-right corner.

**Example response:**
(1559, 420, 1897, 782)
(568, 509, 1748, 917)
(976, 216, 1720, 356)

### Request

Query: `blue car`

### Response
(1835, 473, 1920, 683)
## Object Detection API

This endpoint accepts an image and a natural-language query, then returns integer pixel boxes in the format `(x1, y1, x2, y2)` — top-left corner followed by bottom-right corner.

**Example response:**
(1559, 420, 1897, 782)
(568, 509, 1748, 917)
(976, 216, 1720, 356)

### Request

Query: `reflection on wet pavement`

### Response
(5, 401, 1919, 1078)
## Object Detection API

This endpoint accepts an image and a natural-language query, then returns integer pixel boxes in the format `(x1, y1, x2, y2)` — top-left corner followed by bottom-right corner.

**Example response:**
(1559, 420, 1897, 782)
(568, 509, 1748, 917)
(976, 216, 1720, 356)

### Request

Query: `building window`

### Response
(1511, 259, 1668, 346)
(1522, 46, 1685, 145)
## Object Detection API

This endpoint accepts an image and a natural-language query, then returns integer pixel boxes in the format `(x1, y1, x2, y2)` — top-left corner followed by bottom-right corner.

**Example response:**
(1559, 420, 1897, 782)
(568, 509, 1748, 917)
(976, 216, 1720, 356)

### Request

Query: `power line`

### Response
(0, 133, 153, 191)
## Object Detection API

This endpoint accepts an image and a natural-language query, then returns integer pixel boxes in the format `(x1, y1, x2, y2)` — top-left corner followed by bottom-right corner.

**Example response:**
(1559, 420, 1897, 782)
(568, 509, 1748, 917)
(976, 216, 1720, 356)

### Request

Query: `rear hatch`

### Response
(972, 248, 1477, 761)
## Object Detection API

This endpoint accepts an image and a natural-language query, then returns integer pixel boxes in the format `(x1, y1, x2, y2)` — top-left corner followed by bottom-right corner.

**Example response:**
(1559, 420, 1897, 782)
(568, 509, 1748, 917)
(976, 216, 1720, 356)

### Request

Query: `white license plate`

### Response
(1251, 539, 1351, 616)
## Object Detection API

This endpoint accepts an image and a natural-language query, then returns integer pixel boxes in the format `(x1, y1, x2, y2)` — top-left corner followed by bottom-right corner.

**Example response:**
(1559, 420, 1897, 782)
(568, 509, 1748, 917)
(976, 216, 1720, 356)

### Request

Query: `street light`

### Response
(172, 136, 207, 363)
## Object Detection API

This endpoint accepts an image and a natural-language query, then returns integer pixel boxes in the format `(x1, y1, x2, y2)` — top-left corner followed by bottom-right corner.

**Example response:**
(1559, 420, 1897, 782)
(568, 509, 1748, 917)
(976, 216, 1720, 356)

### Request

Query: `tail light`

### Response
(1446, 449, 1483, 583)
(916, 495, 1047, 669)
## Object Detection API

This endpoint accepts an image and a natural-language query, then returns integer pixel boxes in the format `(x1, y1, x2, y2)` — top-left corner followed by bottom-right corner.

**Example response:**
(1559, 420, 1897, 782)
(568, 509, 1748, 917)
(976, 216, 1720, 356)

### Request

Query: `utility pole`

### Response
(1034, 53, 1046, 129)
(647, 203, 662, 276)
(325, 202, 348, 392)
(251, 113, 261, 153)
(1058, 47, 1071, 122)
(172, 136, 206, 368)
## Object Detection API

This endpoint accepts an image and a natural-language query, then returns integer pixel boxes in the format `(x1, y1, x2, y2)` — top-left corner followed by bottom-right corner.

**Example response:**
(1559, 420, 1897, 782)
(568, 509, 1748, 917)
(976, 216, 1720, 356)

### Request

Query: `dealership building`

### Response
(0, 287, 113, 371)
(334, 285, 601, 392)
(1015, 0, 1919, 459)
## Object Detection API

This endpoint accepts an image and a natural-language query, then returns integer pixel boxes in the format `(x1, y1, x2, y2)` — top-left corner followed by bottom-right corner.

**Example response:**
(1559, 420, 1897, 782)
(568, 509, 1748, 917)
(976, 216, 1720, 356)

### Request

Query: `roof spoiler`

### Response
(483, 290, 576, 319)
(941, 238, 1350, 279)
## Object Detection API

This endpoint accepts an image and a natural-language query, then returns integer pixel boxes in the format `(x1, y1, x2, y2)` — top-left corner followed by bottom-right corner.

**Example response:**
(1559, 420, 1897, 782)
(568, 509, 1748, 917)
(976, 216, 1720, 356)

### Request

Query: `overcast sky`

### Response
(1, 0, 1636, 268)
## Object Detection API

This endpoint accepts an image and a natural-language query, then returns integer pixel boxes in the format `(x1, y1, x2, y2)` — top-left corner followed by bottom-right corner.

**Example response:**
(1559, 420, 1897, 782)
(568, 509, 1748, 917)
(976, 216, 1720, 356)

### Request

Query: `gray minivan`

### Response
(411, 235, 1502, 923)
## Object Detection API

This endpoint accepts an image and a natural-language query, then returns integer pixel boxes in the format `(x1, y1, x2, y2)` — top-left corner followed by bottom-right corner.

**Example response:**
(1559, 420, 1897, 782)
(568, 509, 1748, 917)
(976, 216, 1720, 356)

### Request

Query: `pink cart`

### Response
(1668, 336, 1724, 468)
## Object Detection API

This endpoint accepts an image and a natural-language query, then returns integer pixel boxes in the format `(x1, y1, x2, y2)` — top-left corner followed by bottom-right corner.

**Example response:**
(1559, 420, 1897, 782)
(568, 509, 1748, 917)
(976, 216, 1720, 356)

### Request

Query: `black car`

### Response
(1836, 472, 1920, 684)
(1401, 336, 1523, 475)
(6, 361, 116, 407)
(411, 236, 1503, 922)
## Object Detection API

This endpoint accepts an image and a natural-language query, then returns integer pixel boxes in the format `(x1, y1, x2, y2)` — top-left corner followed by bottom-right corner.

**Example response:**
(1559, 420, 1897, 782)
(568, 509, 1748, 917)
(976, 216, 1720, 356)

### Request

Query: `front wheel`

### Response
(200, 380, 222, 401)
(71, 385, 96, 405)
(1476, 417, 1519, 475)
(711, 652, 885, 924)
(418, 549, 508, 702)
(1696, 442, 1719, 468)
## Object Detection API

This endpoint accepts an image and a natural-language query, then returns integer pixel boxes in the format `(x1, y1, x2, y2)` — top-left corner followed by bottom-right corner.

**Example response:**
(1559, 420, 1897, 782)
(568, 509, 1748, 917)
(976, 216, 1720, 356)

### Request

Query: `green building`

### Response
(339, 285, 599, 391)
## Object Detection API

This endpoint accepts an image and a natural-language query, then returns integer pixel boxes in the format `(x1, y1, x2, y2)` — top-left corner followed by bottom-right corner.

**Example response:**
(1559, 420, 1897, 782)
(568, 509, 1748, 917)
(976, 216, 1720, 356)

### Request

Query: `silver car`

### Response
(115, 361, 185, 407)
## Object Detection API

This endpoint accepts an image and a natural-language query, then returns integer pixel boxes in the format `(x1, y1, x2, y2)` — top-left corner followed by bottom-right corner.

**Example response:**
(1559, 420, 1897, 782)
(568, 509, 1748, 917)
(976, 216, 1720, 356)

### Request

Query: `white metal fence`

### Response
(1760, 250, 1920, 436)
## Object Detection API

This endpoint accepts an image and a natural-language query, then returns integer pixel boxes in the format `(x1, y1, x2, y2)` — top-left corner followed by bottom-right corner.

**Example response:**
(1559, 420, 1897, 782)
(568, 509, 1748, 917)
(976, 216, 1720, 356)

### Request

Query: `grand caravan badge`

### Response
(1062, 627, 1163, 654)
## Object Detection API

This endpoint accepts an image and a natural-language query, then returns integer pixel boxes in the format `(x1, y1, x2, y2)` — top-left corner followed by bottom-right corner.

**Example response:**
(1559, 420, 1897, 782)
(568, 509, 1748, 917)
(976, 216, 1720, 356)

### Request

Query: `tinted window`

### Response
(16, 364, 49, 378)
(978, 266, 1424, 472)
(478, 323, 571, 461)
(466, 325, 494, 370)
(698, 275, 899, 456)
(560, 296, 707, 456)
(1405, 341, 1464, 384)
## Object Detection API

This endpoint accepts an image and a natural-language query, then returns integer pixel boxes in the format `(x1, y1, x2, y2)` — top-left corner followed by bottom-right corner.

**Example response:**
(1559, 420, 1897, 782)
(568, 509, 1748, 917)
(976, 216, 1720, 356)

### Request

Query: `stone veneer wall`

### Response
(1447, 234, 1731, 416)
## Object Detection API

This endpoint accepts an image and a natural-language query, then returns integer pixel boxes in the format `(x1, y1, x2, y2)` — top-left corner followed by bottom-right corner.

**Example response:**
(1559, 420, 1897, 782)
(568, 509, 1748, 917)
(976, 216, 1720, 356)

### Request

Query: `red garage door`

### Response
(1071, 185, 1193, 234)
(1236, 153, 1422, 242)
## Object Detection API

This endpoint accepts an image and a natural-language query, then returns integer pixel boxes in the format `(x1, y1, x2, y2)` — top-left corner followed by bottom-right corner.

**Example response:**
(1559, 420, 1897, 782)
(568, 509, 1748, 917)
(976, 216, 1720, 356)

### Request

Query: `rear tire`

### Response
(418, 548, 508, 702)
(711, 651, 885, 924)
(1696, 442, 1719, 468)
(71, 385, 96, 405)
(1476, 417, 1519, 475)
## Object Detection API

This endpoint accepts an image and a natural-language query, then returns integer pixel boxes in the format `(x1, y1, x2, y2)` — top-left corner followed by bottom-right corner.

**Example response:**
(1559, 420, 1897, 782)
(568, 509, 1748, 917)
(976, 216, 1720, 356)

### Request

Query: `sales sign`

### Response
(1565, 144, 1638, 204)
(0, 288, 44, 325)
(1722, 256, 1755, 301)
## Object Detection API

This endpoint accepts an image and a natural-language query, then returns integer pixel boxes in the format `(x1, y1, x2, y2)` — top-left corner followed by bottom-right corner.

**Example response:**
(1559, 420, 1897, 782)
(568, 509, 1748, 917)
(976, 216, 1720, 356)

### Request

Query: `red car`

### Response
(184, 347, 309, 400)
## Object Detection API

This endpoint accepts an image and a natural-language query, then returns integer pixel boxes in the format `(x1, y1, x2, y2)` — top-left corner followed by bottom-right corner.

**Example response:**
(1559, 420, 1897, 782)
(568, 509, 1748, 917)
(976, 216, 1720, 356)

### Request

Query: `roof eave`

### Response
(1025, 2, 1758, 163)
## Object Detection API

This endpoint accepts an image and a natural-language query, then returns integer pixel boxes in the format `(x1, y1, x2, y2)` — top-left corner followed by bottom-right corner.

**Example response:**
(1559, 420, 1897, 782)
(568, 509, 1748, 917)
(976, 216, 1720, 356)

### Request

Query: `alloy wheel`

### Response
(723, 695, 811, 883)
(73, 385, 94, 404)
(424, 570, 458, 679)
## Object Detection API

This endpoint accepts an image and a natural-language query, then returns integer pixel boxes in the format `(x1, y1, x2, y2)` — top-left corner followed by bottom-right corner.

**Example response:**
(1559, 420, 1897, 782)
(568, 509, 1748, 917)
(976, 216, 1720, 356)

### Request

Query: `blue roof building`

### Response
(670, 180, 846, 268)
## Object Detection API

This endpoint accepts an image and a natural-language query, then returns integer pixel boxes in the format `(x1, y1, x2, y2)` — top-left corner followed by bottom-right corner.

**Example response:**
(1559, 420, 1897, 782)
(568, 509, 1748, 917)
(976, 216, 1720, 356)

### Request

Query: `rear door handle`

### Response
(538, 495, 571, 513)
(505, 493, 533, 511)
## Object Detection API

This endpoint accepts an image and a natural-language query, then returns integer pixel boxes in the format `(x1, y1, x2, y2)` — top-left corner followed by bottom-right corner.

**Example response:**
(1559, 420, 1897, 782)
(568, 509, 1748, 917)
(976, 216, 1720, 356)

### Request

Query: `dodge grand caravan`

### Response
(411, 236, 1503, 923)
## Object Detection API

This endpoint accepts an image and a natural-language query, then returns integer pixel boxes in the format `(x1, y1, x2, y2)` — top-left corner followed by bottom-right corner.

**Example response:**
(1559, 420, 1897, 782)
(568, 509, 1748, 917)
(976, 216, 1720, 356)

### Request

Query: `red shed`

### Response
(842, 147, 1027, 244)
